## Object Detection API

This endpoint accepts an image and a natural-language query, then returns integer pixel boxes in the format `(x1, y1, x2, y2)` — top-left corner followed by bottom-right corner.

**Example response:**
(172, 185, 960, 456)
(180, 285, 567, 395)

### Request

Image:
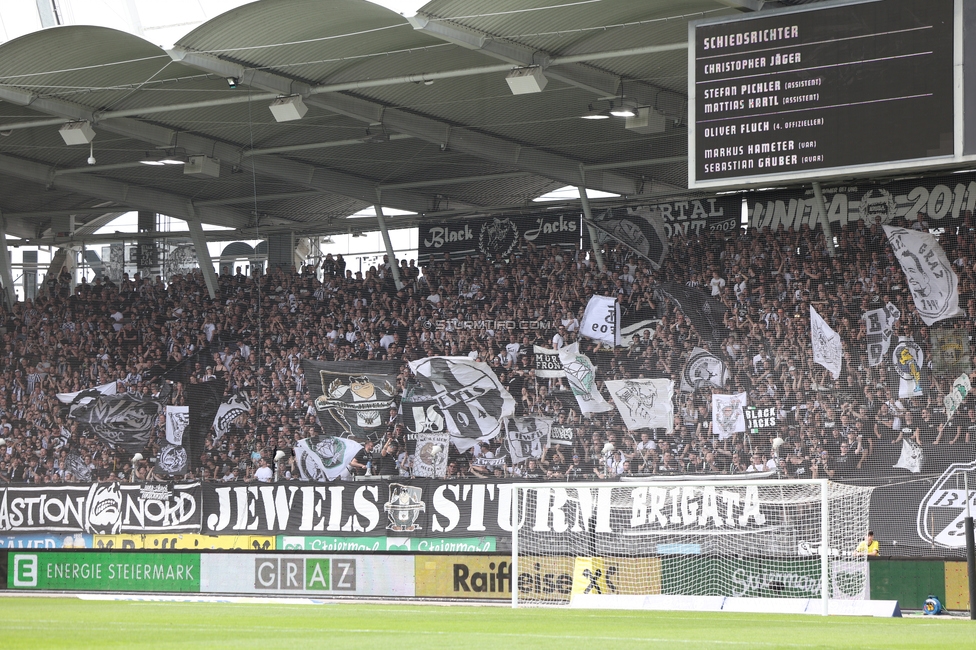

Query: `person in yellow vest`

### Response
(856, 530, 879, 556)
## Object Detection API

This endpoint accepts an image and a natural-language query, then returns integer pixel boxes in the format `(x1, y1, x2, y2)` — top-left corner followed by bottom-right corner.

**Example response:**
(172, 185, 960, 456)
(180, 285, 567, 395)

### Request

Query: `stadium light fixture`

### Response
(505, 66, 548, 94)
(185, 155, 220, 178)
(581, 104, 611, 120)
(59, 121, 96, 145)
(140, 157, 184, 166)
(625, 107, 667, 134)
(269, 95, 308, 122)
(610, 99, 638, 118)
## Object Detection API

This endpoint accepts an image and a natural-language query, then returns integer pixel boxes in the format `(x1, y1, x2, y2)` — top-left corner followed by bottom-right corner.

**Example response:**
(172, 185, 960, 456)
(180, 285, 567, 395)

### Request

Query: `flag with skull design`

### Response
(302, 360, 401, 442)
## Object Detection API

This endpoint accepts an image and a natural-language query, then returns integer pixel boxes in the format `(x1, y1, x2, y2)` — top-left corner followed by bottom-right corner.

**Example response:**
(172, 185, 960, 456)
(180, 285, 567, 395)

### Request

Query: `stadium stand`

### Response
(0, 207, 973, 486)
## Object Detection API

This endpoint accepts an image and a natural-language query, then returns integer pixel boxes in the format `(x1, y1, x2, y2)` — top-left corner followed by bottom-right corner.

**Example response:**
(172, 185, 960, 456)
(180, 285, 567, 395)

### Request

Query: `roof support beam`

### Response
(0, 207, 130, 219)
(550, 44, 688, 67)
(73, 212, 131, 237)
(194, 191, 322, 207)
(379, 171, 532, 191)
(374, 203, 403, 291)
(0, 212, 16, 305)
(578, 186, 605, 274)
(196, 170, 538, 206)
(407, 16, 687, 119)
(0, 85, 453, 216)
(0, 152, 250, 233)
(0, 44, 684, 135)
(158, 128, 445, 213)
(313, 94, 636, 195)
(167, 49, 639, 196)
(243, 133, 413, 157)
(184, 211, 218, 299)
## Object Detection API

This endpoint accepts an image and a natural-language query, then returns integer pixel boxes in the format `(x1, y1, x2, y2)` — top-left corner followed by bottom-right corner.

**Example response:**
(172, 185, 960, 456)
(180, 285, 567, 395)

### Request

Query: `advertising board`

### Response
(413, 555, 663, 601)
(199, 554, 414, 597)
(0, 533, 91, 549)
(418, 213, 579, 264)
(415, 555, 519, 600)
(93, 534, 274, 550)
(7, 551, 200, 592)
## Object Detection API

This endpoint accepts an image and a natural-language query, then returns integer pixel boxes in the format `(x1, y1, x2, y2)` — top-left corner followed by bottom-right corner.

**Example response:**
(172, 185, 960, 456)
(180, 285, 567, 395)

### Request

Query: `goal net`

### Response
(510, 479, 874, 611)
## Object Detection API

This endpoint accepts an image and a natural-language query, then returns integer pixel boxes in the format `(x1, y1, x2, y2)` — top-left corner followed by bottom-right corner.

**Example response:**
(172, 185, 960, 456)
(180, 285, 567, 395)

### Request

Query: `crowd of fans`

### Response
(1, 208, 975, 486)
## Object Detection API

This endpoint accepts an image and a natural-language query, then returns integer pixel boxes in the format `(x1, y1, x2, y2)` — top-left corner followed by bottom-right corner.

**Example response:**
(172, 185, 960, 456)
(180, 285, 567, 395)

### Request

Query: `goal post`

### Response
(510, 479, 874, 614)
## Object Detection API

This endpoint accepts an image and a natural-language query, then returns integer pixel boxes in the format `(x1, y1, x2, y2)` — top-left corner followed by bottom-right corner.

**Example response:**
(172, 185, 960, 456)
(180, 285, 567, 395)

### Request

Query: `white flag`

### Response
(606, 379, 674, 433)
(944, 373, 972, 422)
(504, 417, 552, 464)
(165, 405, 189, 446)
(884, 226, 965, 325)
(680, 346, 728, 392)
(533, 346, 566, 378)
(862, 302, 900, 367)
(558, 342, 613, 416)
(407, 356, 516, 452)
(56, 381, 117, 404)
(580, 295, 621, 347)
(294, 436, 363, 482)
(810, 306, 843, 380)
(892, 338, 924, 399)
(411, 430, 450, 478)
(712, 392, 747, 440)
(893, 439, 924, 474)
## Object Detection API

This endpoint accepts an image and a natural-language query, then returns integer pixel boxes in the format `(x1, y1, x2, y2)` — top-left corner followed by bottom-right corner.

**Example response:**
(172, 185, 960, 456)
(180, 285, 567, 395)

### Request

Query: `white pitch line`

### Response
(0, 623, 858, 648)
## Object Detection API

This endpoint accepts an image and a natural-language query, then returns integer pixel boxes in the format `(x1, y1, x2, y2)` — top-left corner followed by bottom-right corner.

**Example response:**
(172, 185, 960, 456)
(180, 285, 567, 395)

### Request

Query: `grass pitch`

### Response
(0, 596, 974, 649)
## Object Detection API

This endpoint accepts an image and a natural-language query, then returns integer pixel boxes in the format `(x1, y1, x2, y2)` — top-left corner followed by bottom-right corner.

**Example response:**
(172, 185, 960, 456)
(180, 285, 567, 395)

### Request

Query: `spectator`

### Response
(856, 531, 880, 556)
(254, 458, 272, 482)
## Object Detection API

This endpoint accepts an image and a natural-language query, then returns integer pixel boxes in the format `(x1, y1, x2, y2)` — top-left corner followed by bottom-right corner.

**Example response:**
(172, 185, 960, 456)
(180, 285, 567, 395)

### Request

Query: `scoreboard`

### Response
(689, 0, 956, 189)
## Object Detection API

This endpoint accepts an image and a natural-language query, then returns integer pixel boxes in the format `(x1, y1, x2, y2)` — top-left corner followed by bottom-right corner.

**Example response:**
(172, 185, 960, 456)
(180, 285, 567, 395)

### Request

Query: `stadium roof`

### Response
(0, 0, 825, 244)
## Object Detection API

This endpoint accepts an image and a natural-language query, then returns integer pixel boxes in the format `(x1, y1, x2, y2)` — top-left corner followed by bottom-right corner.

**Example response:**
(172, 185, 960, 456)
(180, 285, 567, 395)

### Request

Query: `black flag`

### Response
(658, 282, 730, 349)
(67, 385, 170, 453)
(154, 444, 189, 477)
(186, 379, 225, 471)
(588, 206, 669, 270)
(302, 360, 400, 441)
